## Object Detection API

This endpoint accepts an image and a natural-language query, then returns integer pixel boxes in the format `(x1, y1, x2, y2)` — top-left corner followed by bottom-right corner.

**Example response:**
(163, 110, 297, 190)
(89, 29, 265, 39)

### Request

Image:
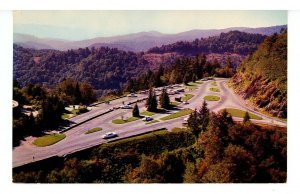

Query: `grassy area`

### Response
(61, 113, 70, 120)
(209, 87, 220, 92)
(185, 82, 199, 90)
(221, 108, 262, 120)
(182, 94, 194, 101)
(211, 82, 217, 86)
(171, 101, 181, 106)
(195, 81, 203, 84)
(145, 120, 159, 125)
(172, 127, 188, 133)
(108, 128, 169, 145)
(204, 95, 220, 101)
(112, 116, 141, 124)
(140, 111, 156, 116)
(32, 133, 66, 147)
(160, 109, 193, 121)
(85, 127, 103, 134)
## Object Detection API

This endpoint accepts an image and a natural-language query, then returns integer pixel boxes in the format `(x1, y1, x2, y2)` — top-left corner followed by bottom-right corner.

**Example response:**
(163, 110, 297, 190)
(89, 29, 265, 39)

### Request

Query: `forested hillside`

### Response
(13, 109, 287, 183)
(148, 31, 266, 56)
(13, 31, 269, 97)
(13, 45, 149, 96)
(229, 30, 287, 118)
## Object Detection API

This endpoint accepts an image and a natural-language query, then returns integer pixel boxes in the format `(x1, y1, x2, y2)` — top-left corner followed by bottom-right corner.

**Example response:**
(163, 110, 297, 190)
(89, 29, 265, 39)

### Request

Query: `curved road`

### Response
(13, 78, 286, 167)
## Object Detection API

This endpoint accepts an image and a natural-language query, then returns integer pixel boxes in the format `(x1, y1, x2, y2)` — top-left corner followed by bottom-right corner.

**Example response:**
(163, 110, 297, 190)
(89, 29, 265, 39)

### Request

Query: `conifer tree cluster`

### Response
(145, 88, 158, 112)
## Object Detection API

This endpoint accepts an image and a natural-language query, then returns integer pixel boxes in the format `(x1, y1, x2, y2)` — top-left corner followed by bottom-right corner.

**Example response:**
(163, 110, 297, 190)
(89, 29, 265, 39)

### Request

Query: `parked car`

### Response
(183, 101, 189, 104)
(142, 116, 153, 122)
(102, 132, 118, 139)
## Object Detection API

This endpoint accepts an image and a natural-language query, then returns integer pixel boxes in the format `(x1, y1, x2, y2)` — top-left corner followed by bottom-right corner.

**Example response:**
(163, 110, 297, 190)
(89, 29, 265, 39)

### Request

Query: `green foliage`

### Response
(55, 78, 96, 105)
(243, 111, 251, 123)
(231, 31, 287, 118)
(13, 113, 286, 183)
(145, 88, 158, 112)
(187, 101, 210, 137)
(148, 31, 266, 56)
(132, 104, 140, 117)
(159, 88, 170, 109)
(32, 133, 66, 147)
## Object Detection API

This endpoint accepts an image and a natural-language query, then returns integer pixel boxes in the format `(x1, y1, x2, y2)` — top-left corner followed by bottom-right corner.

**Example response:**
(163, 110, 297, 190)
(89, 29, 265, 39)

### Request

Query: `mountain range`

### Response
(14, 25, 287, 52)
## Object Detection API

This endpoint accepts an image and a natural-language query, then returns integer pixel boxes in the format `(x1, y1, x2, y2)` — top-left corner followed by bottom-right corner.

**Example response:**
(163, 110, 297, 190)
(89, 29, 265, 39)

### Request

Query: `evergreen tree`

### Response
(132, 103, 140, 117)
(159, 88, 170, 109)
(183, 73, 189, 85)
(192, 74, 197, 82)
(146, 88, 157, 112)
(74, 82, 82, 104)
(243, 111, 251, 123)
(199, 100, 210, 132)
(187, 109, 201, 137)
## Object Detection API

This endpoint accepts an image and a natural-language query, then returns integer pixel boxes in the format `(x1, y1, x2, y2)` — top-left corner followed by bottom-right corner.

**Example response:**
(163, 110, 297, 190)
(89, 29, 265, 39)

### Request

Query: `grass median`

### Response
(33, 133, 66, 147)
(112, 116, 141, 124)
(211, 82, 217, 86)
(209, 87, 220, 92)
(160, 109, 193, 121)
(141, 111, 156, 116)
(182, 94, 194, 101)
(221, 108, 262, 120)
(85, 127, 103, 134)
(204, 95, 220, 101)
(108, 128, 168, 145)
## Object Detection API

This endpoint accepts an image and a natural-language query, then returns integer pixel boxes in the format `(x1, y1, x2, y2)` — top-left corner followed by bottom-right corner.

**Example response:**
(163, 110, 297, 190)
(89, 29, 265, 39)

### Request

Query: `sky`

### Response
(13, 10, 287, 41)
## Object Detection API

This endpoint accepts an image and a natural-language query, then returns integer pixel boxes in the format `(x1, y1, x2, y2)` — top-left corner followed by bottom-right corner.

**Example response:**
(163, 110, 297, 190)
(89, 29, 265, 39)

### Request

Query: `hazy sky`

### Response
(14, 10, 287, 41)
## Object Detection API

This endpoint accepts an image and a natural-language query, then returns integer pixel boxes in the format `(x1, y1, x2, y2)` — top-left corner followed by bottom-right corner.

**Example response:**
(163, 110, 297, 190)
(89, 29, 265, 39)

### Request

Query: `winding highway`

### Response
(13, 78, 287, 168)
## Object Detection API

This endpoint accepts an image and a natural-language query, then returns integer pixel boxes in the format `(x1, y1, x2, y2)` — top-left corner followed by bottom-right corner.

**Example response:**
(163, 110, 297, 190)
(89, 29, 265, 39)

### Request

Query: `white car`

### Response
(127, 93, 137, 97)
(183, 101, 189, 104)
(142, 116, 153, 122)
(121, 105, 132, 109)
(102, 132, 118, 139)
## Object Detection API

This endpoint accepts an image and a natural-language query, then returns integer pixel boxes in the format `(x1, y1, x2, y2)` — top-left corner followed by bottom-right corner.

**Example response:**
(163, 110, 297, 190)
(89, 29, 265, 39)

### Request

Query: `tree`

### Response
(192, 74, 197, 82)
(74, 82, 82, 104)
(159, 88, 170, 109)
(80, 81, 97, 104)
(198, 100, 210, 131)
(132, 104, 140, 117)
(145, 88, 157, 112)
(183, 73, 189, 85)
(243, 111, 251, 123)
(187, 109, 201, 137)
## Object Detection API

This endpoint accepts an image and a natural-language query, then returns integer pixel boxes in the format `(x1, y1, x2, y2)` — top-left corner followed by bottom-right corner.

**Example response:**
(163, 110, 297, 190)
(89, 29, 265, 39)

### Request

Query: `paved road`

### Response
(13, 78, 286, 167)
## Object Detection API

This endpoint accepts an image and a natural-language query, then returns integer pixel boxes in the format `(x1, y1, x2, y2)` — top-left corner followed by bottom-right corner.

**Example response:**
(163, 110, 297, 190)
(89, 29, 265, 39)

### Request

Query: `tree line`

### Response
(148, 31, 266, 56)
(13, 78, 96, 146)
(125, 54, 235, 93)
(13, 103, 286, 183)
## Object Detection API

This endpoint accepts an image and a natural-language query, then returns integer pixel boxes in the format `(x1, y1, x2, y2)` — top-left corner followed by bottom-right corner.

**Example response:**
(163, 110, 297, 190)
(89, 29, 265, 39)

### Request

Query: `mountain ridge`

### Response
(14, 25, 287, 52)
